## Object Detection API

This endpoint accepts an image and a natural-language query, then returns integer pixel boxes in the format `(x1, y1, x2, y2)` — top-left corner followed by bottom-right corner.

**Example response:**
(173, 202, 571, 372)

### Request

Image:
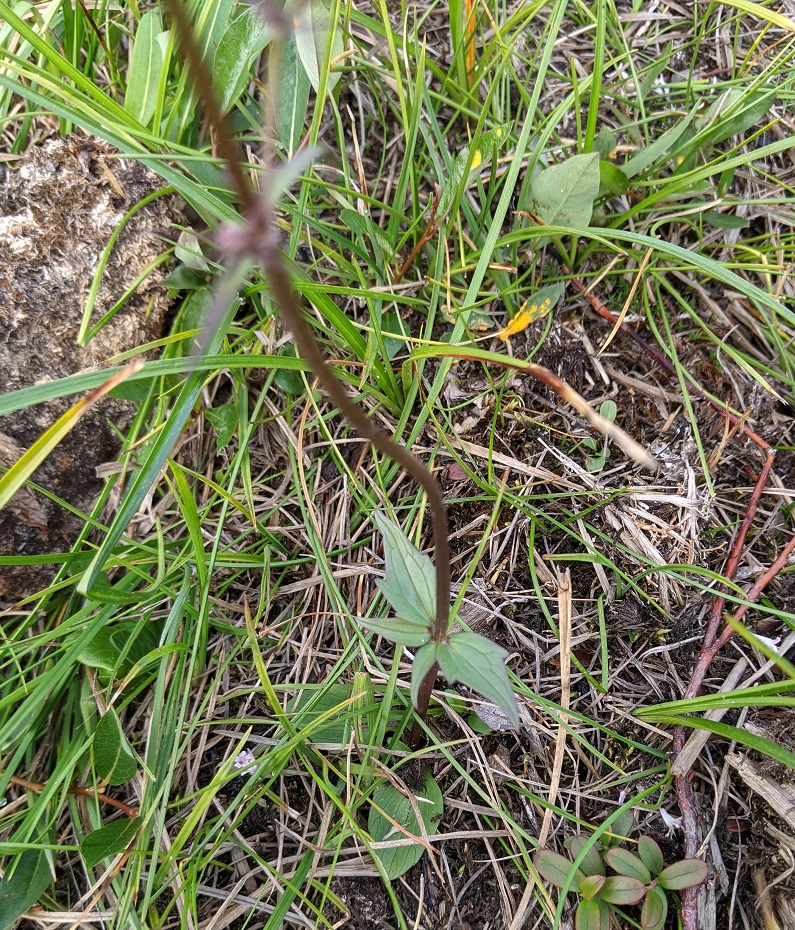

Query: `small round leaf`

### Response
(565, 836, 606, 877)
(642, 884, 668, 930)
(599, 875, 647, 906)
(579, 874, 605, 901)
(638, 836, 665, 876)
(575, 898, 609, 930)
(604, 847, 652, 883)
(657, 858, 709, 891)
(534, 850, 584, 892)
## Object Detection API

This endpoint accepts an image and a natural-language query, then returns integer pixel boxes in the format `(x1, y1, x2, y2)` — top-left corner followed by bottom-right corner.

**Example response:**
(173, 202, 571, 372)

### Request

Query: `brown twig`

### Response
(163, 0, 452, 745)
(9, 774, 139, 818)
(392, 187, 443, 285)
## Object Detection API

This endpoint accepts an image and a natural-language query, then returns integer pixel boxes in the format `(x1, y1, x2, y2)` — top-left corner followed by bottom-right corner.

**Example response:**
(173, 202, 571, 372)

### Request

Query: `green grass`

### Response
(2, 1, 795, 927)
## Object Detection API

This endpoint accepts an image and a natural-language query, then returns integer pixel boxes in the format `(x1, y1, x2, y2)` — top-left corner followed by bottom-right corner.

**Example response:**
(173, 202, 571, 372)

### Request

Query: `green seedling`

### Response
(582, 400, 617, 471)
(361, 512, 521, 733)
(534, 811, 708, 930)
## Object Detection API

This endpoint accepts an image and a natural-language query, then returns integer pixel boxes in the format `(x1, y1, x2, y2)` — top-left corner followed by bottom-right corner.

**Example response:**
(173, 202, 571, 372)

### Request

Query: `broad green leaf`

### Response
(599, 875, 646, 906)
(702, 211, 748, 230)
(75, 621, 161, 677)
(533, 850, 584, 892)
(213, 8, 271, 115)
(82, 819, 139, 870)
(438, 126, 508, 217)
(657, 858, 709, 891)
(599, 160, 629, 195)
(287, 683, 359, 743)
(638, 836, 665, 876)
(592, 126, 617, 161)
(579, 874, 605, 901)
(358, 616, 431, 647)
(125, 10, 164, 127)
(0, 848, 51, 927)
(436, 632, 520, 728)
(575, 898, 609, 930)
(641, 884, 667, 930)
(373, 512, 436, 628)
(368, 770, 443, 879)
(205, 403, 237, 451)
(565, 836, 605, 877)
(527, 153, 600, 229)
(604, 847, 651, 883)
(621, 109, 695, 179)
(276, 33, 310, 155)
(294, 0, 342, 93)
(93, 709, 137, 786)
(411, 644, 439, 709)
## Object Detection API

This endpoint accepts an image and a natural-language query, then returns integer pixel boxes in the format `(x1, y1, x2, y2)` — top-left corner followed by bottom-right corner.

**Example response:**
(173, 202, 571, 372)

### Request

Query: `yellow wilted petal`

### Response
(472, 149, 482, 169)
(497, 297, 553, 341)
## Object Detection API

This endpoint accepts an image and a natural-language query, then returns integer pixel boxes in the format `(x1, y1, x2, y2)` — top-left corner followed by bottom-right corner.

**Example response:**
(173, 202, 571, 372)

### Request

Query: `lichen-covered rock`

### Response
(0, 134, 185, 600)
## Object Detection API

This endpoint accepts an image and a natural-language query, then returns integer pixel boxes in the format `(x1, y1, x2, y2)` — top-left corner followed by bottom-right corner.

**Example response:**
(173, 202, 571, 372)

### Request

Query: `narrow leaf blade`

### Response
(437, 633, 519, 728)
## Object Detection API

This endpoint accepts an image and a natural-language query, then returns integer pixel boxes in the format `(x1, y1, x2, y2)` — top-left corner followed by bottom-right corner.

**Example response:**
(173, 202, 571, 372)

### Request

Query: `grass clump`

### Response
(2, 2, 795, 929)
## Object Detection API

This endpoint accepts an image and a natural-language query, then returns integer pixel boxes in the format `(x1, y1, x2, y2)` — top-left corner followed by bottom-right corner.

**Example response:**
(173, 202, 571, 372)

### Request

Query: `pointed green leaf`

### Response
(599, 875, 647, 906)
(93, 709, 137, 786)
(125, 10, 164, 127)
(599, 161, 628, 195)
(82, 819, 139, 870)
(437, 633, 519, 728)
(657, 858, 709, 891)
(527, 153, 600, 229)
(604, 847, 652, 883)
(0, 848, 51, 927)
(276, 33, 310, 155)
(533, 850, 584, 892)
(642, 884, 668, 930)
(575, 898, 609, 930)
(638, 836, 665, 876)
(358, 616, 431, 647)
(294, 0, 342, 93)
(368, 770, 443, 879)
(373, 512, 436, 628)
(622, 109, 695, 178)
(213, 8, 271, 115)
(411, 644, 438, 710)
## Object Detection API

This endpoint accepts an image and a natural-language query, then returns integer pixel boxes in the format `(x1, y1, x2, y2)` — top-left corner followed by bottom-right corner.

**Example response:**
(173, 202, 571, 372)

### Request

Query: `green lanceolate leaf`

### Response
(657, 858, 709, 891)
(82, 818, 139, 870)
(213, 7, 271, 115)
(436, 632, 520, 729)
(533, 849, 584, 893)
(368, 769, 444, 879)
(373, 511, 436, 628)
(527, 153, 600, 229)
(125, 9, 164, 127)
(294, 0, 342, 93)
(358, 616, 431, 648)
(93, 709, 137, 786)
(276, 33, 310, 155)
(0, 847, 52, 928)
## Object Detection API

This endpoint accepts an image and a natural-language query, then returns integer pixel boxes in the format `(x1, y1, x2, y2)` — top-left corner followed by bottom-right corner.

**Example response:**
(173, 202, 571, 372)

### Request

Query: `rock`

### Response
(0, 134, 185, 600)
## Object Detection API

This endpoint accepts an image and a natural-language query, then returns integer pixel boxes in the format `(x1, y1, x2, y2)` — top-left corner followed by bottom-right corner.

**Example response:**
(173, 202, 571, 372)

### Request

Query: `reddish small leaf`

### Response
(657, 858, 709, 891)
(599, 875, 647, 906)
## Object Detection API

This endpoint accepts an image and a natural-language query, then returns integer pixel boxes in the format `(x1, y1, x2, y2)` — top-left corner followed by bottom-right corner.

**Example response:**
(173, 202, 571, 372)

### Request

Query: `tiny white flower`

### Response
(660, 808, 683, 836)
(750, 633, 781, 655)
(232, 748, 257, 776)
